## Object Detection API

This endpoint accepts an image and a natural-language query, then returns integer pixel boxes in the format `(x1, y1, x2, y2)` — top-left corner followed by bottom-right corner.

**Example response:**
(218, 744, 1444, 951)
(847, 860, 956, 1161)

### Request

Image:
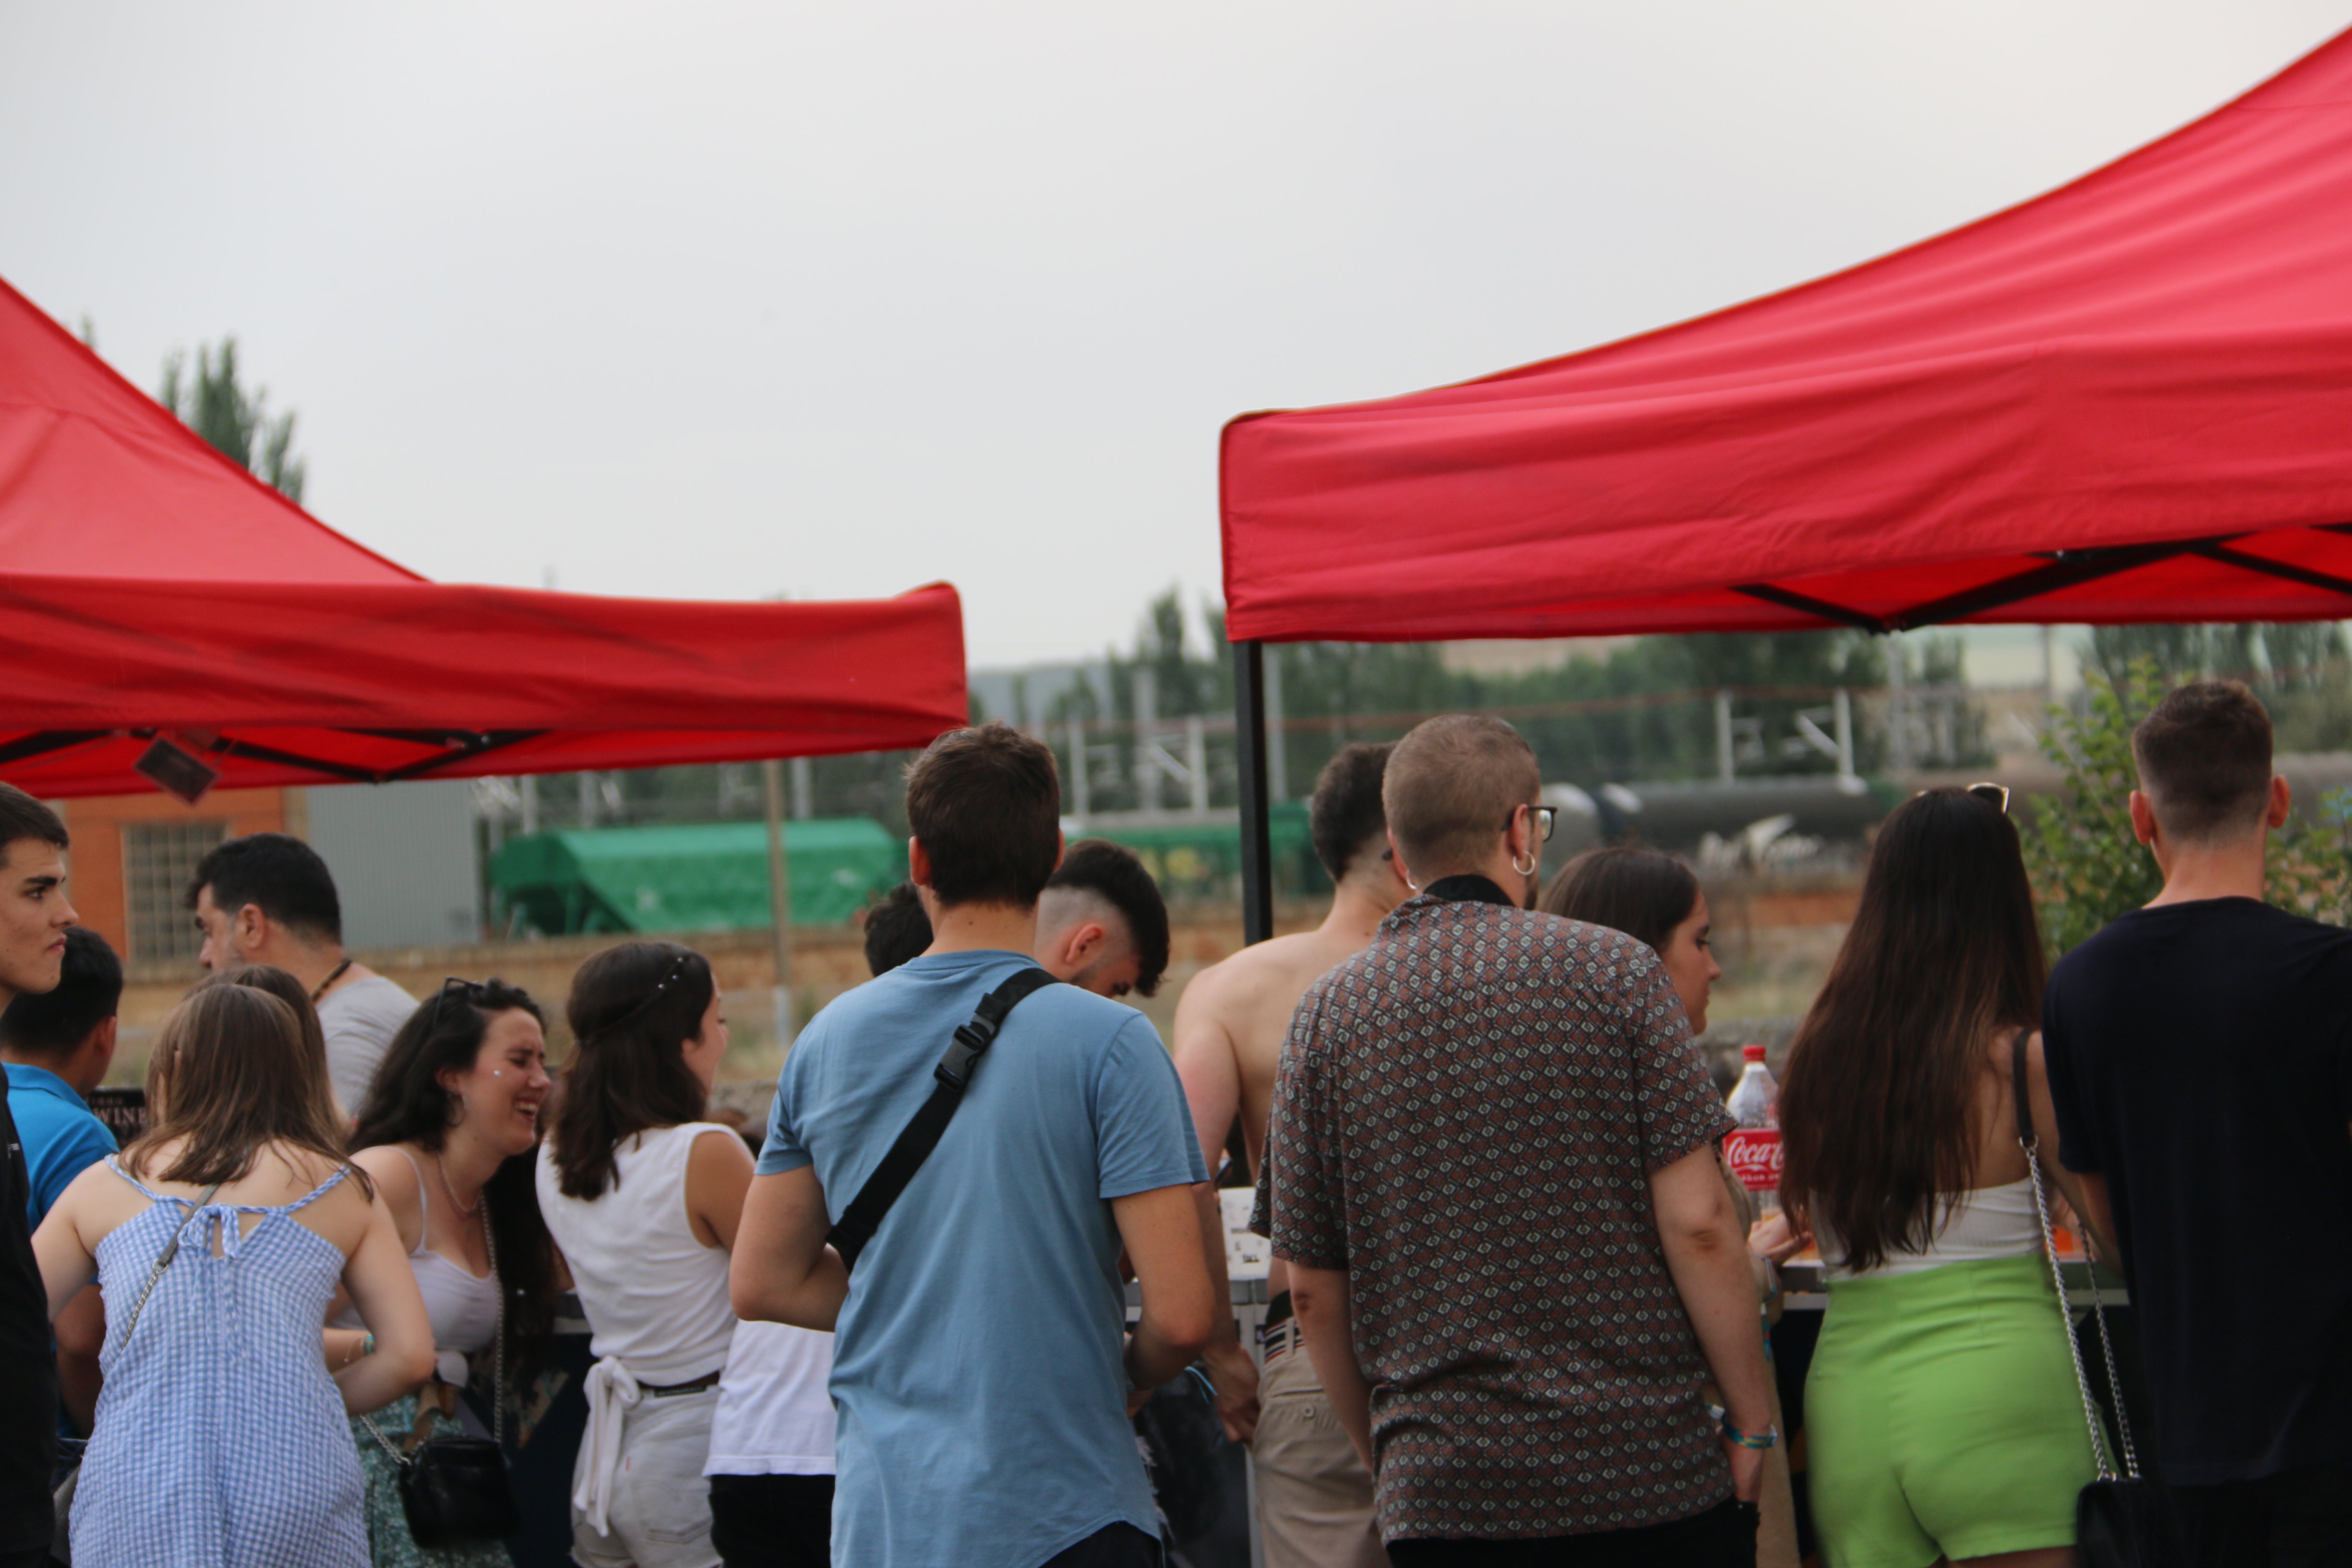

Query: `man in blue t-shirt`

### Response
(2, 923, 118, 1441)
(733, 723, 1214, 1568)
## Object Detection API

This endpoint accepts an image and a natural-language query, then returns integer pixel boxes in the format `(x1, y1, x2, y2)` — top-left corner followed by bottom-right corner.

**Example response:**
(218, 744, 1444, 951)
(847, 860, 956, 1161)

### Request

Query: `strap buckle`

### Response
(936, 1018, 996, 1090)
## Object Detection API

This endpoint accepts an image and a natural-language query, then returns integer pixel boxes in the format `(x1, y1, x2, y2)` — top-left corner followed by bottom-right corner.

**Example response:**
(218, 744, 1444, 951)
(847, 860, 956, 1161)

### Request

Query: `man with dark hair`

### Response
(186, 831, 415, 1112)
(1172, 741, 1408, 1568)
(0, 782, 77, 1568)
(731, 723, 1214, 1568)
(3, 928, 121, 1437)
(1036, 839, 1171, 1001)
(2045, 680, 2352, 1561)
(1268, 716, 1770, 1564)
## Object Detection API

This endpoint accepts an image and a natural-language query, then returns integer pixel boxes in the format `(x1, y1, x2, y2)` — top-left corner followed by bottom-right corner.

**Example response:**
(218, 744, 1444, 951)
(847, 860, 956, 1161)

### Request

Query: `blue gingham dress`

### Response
(72, 1159, 370, 1568)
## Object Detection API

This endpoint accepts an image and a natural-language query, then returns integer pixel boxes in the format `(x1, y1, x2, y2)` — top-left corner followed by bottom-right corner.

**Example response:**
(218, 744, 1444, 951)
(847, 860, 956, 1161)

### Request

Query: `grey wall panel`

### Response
(304, 781, 482, 950)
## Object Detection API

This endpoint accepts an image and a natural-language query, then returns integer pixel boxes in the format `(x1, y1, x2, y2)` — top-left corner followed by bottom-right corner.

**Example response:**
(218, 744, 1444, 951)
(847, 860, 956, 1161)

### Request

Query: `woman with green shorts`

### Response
(1778, 789, 2098, 1568)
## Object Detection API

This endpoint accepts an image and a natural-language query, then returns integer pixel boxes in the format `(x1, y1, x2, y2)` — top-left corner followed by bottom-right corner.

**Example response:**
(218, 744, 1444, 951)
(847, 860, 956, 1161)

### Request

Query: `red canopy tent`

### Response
(0, 275, 966, 797)
(1219, 25, 2352, 935)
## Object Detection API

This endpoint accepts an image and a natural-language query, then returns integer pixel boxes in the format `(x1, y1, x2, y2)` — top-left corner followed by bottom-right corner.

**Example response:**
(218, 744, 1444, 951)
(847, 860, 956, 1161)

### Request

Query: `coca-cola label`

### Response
(1723, 1128, 1783, 1192)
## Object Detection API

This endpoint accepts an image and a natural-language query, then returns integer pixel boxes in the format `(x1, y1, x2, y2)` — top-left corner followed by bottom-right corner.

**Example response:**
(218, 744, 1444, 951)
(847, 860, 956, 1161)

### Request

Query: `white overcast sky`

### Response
(4, 3, 2348, 668)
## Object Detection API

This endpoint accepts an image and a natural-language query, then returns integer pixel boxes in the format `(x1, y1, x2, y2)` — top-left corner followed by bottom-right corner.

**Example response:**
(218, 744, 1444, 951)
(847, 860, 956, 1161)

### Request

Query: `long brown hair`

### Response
(1778, 790, 2043, 1270)
(352, 978, 560, 1378)
(545, 941, 714, 1201)
(122, 984, 369, 1197)
(205, 964, 329, 1065)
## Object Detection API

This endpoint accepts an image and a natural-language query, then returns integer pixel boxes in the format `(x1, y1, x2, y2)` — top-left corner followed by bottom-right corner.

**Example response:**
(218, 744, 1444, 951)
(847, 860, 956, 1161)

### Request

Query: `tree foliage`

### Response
(159, 338, 307, 502)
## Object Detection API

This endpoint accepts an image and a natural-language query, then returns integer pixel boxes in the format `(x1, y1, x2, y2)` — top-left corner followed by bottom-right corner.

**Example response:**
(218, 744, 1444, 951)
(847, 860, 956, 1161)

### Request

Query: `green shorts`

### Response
(1805, 1253, 2097, 1567)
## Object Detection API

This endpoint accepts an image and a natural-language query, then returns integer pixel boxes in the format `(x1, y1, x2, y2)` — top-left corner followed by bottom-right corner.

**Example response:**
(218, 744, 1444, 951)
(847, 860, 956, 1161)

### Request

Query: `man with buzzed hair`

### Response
(1173, 742, 1407, 1567)
(2045, 680, 2352, 1562)
(1267, 715, 1770, 1565)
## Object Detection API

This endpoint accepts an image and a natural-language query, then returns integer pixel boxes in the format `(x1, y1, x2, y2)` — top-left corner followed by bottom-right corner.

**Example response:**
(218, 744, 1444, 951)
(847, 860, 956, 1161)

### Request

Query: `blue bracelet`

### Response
(1721, 1416, 1778, 1450)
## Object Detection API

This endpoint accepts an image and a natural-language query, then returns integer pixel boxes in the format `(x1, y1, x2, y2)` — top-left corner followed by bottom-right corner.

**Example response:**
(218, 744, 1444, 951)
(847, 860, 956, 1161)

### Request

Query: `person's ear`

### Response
(2267, 775, 2292, 830)
(1385, 828, 1417, 890)
(233, 901, 270, 955)
(908, 838, 934, 890)
(2128, 790, 2161, 848)
(84, 1015, 119, 1083)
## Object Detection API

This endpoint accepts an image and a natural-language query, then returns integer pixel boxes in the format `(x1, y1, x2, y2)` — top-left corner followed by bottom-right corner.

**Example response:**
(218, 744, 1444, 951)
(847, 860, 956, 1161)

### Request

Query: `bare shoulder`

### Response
(351, 1143, 420, 1194)
(688, 1122, 755, 1173)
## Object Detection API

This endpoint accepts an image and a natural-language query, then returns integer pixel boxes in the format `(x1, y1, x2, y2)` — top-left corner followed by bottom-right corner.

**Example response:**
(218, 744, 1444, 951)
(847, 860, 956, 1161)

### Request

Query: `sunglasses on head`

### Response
(1917, 782, 2011, 815)
(424, 976, 493, 1036)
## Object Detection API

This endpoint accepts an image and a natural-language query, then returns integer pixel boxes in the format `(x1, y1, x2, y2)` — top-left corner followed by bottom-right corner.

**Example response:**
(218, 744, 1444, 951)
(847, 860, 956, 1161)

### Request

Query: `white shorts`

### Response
(570, 1385, 723, 1568)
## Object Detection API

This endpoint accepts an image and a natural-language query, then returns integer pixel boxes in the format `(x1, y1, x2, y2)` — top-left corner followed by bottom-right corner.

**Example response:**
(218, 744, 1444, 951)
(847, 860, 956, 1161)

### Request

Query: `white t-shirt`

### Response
(704, 1320, 836, 1476)
(316, 973, 420, 1115)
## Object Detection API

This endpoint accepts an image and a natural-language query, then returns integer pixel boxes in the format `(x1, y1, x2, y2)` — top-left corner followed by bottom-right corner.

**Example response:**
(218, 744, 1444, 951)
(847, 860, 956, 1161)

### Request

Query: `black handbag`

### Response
(2013, 1044, 2182, 1568)
(362, 1200, 520, 1548)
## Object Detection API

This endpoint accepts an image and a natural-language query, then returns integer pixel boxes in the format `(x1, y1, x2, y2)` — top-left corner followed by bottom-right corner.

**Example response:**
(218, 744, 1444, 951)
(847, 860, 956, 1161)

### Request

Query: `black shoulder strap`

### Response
(827, 967, 1060, 1273)
(2012, 1029, 2036, 1146)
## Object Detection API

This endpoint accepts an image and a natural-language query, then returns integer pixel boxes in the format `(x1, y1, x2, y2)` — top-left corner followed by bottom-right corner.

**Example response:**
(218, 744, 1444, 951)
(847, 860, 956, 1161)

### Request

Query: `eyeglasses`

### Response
(424, 976, 492, 1035)
(1504, 804, 1557, 842)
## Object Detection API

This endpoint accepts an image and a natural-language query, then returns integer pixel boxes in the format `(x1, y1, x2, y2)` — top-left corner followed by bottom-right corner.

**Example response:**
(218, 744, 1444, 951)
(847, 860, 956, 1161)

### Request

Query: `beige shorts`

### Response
(1253, 1337, 1389, 1568)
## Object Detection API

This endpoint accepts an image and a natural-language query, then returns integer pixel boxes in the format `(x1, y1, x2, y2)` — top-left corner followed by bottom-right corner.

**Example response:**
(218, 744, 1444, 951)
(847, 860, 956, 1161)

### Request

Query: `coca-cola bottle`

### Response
(1723, 1043, 1783, 1216)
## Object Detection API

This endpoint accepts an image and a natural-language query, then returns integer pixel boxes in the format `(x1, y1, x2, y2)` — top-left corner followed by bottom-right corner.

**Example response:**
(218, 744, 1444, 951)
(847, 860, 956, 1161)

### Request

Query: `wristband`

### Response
(1721, 1415, 1778, 1450)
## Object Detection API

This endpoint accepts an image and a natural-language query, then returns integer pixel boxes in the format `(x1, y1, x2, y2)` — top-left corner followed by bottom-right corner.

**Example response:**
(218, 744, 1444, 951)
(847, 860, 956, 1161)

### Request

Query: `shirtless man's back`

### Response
(1172, 743, 1406, 1568)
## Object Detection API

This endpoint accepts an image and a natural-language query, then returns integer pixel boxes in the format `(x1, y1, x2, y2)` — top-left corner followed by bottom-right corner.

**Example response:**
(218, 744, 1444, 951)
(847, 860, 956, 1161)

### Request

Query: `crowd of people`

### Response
(1, 674, 2347, 1568)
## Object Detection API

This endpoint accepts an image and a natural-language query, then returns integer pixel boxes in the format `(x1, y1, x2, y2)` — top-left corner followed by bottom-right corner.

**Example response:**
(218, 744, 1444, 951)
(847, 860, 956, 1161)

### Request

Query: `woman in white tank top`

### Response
(1778, 790, 2102, 1568)
(537, 942, 753, 1568)
(334, 977, 563, 1568)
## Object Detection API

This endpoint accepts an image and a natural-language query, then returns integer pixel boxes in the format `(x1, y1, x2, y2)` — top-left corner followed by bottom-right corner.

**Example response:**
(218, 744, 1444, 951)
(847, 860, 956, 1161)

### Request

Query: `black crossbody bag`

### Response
(2013, 1044, 2182, 1568)
(361, 1207, 520, 1548)
(827, 967, 1058, 1272)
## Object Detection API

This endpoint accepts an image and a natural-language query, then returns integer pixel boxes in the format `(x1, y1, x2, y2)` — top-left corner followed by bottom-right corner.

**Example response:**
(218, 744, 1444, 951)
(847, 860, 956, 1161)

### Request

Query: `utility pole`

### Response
(520, 776, 538, 836)
(1886, 635, 1911, 775)
(1067, 720, 1090, 817)
(1185, 716, 1208, 815)
(1833, 688, 1855, 782)
(1133, 669, 1160, 813)
(1265, 646, 1289, 803)
(1715, 690, 1735, 783)
(790, 755, 813, 820)
(763, 759, 795, 1052)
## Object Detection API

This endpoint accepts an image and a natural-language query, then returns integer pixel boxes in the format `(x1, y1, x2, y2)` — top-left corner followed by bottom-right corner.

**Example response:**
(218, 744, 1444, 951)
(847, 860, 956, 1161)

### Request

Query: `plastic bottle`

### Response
(1723, 1043, 1782, 1216)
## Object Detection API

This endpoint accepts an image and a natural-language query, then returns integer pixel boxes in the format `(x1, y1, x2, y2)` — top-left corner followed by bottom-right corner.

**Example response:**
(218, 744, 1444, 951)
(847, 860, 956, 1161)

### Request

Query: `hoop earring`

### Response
(1513, 848, 1539, 878)
(445, 1093, 467, 1129)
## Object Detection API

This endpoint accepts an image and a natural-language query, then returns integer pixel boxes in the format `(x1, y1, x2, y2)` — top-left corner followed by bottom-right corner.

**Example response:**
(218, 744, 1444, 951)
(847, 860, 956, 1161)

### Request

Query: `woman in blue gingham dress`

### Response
(74, 1160, 374, 1567)
(30, 982, 436, 1568)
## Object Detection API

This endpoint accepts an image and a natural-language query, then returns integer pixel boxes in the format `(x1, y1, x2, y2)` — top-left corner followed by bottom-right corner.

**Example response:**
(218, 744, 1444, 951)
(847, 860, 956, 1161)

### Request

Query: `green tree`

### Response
(159, 338, 307, 502)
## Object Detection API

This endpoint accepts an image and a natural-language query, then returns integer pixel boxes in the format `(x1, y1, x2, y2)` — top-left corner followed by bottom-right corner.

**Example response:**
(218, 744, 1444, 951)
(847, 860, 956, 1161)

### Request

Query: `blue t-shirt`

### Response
(5, 1063, 115, 1231)
(760, 950, 1207, 1568)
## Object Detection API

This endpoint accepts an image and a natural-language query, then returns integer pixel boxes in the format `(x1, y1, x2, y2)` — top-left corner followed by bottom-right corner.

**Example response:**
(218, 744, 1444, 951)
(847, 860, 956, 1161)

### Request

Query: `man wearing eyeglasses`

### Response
(1265, 715, 1771, 1567)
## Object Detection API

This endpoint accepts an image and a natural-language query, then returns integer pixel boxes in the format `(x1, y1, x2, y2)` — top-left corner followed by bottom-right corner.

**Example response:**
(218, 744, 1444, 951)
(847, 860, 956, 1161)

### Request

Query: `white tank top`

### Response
(332, 1147, 500, 1387)
(1819, 1177, 2044, 1279)
(535, 1123, 738, 1384)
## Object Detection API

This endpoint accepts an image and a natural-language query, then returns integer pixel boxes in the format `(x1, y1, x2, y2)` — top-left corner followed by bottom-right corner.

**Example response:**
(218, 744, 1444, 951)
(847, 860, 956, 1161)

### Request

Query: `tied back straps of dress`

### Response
(107, 1157, 352, 1258)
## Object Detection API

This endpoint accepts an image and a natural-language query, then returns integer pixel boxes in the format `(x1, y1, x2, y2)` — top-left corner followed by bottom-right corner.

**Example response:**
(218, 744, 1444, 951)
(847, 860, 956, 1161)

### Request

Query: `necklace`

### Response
(310, 957, 353, 1004)
(435, 1150, 483, 1220)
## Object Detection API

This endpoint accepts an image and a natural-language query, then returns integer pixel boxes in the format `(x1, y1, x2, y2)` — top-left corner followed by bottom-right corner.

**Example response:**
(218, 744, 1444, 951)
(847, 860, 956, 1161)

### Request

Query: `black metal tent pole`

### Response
(1231, 638, 1276, 946)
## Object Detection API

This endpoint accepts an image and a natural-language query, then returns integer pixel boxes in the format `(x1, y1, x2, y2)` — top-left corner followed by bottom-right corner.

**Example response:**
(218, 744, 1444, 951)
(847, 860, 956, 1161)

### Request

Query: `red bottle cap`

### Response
(1743, 1043, 1768, 1062)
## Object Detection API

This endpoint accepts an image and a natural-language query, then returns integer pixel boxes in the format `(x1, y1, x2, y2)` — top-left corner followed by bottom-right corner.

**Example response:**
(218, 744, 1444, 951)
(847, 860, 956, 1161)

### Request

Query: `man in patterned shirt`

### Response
(1267, 715, 1772, 1567)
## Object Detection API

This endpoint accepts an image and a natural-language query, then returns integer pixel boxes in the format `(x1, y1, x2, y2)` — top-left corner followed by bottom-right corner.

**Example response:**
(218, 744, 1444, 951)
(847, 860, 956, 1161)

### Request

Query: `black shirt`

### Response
(2044, 897, 2352, 1485)
(0, 1090, 58, 1551)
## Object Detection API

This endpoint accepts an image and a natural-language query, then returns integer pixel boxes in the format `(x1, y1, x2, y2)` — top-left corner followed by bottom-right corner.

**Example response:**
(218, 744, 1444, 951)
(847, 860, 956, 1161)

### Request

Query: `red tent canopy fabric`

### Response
(1220, 26, 2352, 644)
(0, 276, 967, 796)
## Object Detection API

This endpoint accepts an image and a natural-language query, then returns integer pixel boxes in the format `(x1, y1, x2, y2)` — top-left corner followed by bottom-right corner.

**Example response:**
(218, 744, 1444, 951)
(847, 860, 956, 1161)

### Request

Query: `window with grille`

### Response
(125, 821, 229, 964)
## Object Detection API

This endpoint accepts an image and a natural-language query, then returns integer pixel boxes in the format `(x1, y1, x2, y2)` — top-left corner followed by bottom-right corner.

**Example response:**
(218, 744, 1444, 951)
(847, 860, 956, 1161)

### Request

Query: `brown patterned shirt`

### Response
(1265, 878, 1735, 1541)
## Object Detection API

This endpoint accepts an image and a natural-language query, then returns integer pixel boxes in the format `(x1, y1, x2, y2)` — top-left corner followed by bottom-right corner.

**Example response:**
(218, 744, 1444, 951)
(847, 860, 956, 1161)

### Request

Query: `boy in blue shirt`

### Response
(2, 925, 122, 1439)
(732, 723, 1214, 1568)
